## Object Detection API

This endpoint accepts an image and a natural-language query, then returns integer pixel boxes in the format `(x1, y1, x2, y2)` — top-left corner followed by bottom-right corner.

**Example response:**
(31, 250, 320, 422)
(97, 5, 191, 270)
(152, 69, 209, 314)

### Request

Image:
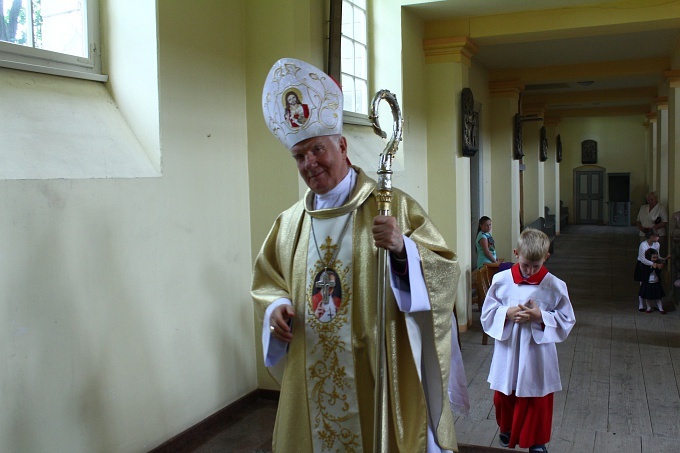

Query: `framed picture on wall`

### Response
(581, 139, 597, 164)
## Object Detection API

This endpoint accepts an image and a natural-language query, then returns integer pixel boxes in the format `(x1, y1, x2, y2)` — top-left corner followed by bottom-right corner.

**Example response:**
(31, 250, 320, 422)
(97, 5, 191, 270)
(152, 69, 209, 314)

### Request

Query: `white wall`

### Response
(0, 1, 256, 452)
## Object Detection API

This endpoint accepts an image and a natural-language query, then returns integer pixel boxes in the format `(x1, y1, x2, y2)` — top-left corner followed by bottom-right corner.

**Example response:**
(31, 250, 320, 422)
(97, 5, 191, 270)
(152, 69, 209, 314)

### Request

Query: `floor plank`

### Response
(560, 316, 612, 431)
(636, 317, 680, 438)
(593, 431, 641, 453)
(547, 427, 596, 453)
(608, 314, 652, 436)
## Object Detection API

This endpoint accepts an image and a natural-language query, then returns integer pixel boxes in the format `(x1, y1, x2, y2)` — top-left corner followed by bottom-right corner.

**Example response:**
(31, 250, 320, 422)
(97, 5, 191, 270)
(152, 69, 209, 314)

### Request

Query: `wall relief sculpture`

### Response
(513, 113, 523, 160)
(540, 126, 548, 162)
(556, 134, 563, 163)
(461, 88, 478, 157)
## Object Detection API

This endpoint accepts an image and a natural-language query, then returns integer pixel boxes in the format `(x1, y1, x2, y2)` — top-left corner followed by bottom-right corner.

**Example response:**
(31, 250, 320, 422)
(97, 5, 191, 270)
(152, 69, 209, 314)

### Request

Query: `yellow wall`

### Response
(558, 116, 648, 222)
(1, 1, 256, 452)
(401, 8, 431, 206)
(245, 0, 326, 391)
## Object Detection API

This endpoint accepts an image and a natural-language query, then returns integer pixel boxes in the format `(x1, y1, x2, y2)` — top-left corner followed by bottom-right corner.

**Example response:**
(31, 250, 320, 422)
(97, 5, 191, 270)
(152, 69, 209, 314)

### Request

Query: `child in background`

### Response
(476, 216, 499, 269)
(481, 228, 576, 453)
(639, 248, 666, 314)
(634, 230, 662, 311)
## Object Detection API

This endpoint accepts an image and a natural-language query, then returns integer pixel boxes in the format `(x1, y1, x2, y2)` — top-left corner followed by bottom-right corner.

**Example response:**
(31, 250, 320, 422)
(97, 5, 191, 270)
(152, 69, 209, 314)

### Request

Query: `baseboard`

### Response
(149, 388, 509, 453)
(149, 389, 279, 453)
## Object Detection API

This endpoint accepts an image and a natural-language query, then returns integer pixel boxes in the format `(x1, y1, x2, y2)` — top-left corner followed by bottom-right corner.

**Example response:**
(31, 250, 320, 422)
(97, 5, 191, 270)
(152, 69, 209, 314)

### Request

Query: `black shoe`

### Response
(638, 308, 645, 312)
(499, 432, 510, 447)
(529, 445, 547, 453)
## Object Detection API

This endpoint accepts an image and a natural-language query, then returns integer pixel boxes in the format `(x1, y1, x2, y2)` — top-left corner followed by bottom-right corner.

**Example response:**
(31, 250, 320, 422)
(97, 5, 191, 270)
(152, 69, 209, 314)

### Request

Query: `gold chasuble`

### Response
(252, 167, 461, 452)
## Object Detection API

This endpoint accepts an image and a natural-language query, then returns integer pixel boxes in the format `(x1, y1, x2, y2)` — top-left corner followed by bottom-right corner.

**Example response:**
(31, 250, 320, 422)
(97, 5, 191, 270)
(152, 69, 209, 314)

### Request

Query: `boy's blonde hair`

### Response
(516, 228, 550, 261)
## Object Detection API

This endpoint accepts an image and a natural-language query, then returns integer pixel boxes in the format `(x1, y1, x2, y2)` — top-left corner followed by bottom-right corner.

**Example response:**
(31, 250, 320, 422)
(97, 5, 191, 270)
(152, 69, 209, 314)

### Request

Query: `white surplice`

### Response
(480, 269, 575, 397)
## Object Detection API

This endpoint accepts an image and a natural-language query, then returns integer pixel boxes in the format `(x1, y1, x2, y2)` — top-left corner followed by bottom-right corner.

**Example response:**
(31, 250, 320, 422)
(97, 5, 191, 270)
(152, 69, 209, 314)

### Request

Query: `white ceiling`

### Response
(403, 0, 625, 21)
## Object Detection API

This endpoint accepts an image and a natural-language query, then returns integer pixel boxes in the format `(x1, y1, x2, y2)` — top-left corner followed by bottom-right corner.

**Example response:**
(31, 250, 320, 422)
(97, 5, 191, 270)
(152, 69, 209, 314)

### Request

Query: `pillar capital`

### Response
(489, 80, 524, 99)
(663, 70, 680, 88)
(423, 37, 478, 66)
(653, 96, 668, 110)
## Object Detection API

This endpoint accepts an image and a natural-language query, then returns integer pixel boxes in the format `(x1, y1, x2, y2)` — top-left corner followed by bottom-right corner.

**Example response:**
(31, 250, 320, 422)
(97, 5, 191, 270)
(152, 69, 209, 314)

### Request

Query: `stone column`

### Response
(544, 118, 560, 233)
(654, 97, 668, 200)
(522, 119, 541, 223)
(645, 112, 657, 196)
(664, 71, 680, 216)
(489, 81, 523, 263)
(423, 37, 477, 329)
(663, 71, 680, 293)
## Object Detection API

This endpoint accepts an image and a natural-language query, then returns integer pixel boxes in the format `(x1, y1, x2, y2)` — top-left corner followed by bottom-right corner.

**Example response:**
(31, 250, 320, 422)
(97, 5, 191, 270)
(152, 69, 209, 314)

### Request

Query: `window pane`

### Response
(1, 0, 86, 57)
(353, 7, 366, 45)
(1, 0, 30, 45)
(354, 43, 367, 79)
(38, 0, 87, 57)
(341, 74, 355, 113)
(355, 78, 368, 115)
(341, 36, 355, 76)
(0, 0, 101, 79)
(341, 1, 353, 39)
(339, 0, 368, 115)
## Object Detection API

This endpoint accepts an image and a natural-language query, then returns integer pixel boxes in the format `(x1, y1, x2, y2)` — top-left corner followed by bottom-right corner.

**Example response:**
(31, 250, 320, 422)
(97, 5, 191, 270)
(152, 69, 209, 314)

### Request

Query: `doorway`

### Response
(573, 166, 605, 224)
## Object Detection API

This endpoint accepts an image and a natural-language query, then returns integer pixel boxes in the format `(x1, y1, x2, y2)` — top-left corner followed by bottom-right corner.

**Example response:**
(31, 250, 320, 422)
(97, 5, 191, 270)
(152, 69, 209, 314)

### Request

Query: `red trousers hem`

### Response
(494, 391, 553, 448)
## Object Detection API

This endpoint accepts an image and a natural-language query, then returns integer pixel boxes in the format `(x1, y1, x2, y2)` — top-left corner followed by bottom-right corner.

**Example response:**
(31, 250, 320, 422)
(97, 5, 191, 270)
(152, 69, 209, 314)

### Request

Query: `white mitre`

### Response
(262, 58, 343, 149)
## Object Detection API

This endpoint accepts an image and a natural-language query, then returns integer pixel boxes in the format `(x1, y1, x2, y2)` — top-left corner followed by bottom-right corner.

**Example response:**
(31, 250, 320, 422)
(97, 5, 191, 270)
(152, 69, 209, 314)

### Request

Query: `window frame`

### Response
(328, 0, 370, 124)
(0, 0, 106, 82)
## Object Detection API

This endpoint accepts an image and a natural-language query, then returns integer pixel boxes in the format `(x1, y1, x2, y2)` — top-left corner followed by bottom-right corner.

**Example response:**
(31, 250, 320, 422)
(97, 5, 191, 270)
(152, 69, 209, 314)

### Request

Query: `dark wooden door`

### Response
(574, 169, 604, 224)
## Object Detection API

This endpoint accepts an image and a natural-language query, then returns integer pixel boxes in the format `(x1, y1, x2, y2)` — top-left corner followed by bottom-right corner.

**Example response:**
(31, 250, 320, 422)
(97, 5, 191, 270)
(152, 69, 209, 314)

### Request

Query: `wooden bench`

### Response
(545, 206, 556, 231)
(526, 216, 555, 254)
(560, 200, 569, 228)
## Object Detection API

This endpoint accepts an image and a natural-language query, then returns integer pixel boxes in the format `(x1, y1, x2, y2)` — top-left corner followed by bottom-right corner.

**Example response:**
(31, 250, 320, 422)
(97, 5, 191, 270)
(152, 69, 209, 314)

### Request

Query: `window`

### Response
(340, 0, 367, 115)
(328, 0, 368, 117)
(0, 0, 105, 81)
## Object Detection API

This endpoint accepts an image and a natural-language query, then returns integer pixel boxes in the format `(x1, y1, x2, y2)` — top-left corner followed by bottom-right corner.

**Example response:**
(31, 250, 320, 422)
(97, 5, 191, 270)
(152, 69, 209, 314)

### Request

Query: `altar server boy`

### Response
(481, 228, 575, 453)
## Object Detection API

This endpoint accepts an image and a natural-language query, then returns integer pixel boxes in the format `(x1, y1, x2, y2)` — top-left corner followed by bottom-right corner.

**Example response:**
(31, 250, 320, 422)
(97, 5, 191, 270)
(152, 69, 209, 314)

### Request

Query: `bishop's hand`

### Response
(270, 304, 295, 343)
(372, 215, 405, 258)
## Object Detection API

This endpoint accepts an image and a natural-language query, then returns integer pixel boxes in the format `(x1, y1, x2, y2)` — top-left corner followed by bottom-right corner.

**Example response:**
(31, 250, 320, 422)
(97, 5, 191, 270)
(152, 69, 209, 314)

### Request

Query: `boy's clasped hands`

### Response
(507, 300, 541, 324)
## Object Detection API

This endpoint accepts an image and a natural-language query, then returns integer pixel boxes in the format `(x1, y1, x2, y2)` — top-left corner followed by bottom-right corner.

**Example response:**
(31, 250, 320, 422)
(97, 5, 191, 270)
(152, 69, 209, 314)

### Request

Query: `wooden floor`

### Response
(459, 225, 680, 452)
(188, 225, 680, 453)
